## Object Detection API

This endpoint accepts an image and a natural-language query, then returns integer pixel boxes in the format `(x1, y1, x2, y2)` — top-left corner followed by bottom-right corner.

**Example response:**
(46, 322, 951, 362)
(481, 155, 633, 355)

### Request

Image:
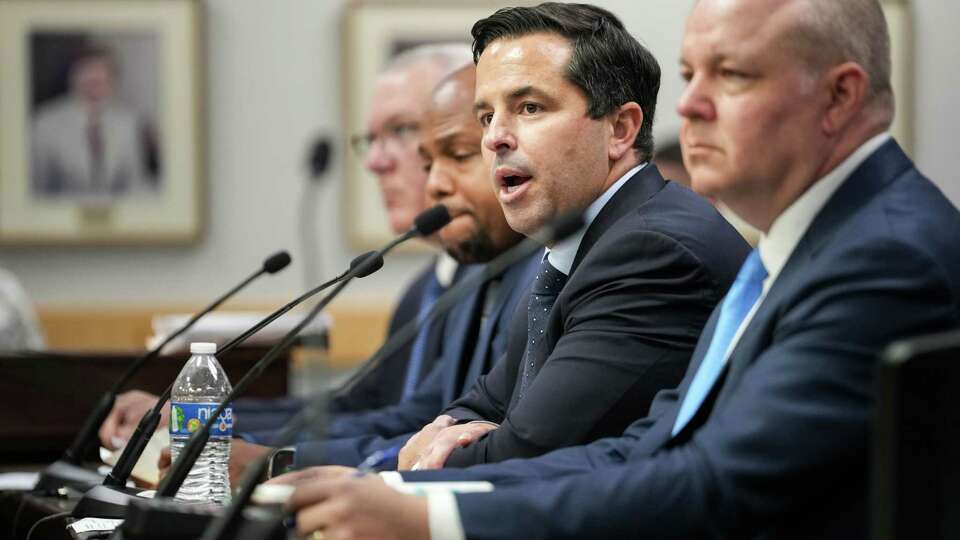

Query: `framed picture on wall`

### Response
(341, 0, 507, 251)
(0, 0, 204, 245)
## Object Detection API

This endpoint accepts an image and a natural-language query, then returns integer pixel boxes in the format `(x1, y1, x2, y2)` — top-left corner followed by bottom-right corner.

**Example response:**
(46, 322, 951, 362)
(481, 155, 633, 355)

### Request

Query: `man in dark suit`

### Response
(283, 1, 960, 539)
(393, 3, 747, 472)
(288, 66, 538, 468)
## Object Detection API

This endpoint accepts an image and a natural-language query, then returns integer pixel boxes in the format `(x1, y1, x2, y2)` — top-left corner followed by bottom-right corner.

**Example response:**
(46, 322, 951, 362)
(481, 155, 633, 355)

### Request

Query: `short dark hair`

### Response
(471, 2, 660, 160)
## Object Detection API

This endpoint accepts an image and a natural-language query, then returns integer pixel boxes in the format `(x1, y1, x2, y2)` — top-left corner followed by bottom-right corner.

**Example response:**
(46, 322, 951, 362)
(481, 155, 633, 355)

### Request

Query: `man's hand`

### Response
(412, 422, 498, 470)
(229, 439, 273, 486)
(99, 390, 163, 450)
(158, 446, 171, 481)
(398, 415, 456, 470)
(288, 474, 430, 540)
(266, 466, 357, 487)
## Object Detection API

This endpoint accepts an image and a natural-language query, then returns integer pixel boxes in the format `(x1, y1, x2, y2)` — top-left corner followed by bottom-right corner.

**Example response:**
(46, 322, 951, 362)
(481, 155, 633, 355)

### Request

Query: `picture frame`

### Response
(0, 0, 204, 245)
(340, 0, 506, 251)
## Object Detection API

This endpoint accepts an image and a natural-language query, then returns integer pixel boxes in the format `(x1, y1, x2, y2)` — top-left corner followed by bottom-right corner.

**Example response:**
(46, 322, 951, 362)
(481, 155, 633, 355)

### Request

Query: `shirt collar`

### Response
(546, 162, 647, 275)
(434, 251, 459, 288)
(758, 132, 891, 288)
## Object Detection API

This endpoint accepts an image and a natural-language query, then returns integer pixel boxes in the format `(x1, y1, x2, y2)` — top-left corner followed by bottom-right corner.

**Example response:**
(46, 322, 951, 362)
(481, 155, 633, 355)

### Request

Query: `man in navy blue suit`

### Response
(282, 1, 960, 539)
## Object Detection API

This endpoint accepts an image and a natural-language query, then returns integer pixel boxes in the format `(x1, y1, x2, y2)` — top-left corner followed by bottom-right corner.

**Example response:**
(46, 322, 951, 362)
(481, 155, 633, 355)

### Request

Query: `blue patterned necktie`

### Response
(672, 249, 768, 435)
(400, 273, 445, 401)
(518, 258, 568, 399)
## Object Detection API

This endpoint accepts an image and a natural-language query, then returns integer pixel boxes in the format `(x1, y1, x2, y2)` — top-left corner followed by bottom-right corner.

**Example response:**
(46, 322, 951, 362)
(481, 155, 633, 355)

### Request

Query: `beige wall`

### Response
(3, 0, 958, 351)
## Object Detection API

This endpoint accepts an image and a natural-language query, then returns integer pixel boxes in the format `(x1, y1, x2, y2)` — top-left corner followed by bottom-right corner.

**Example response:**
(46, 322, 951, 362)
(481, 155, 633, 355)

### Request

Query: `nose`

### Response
(364, 139, 394, 175)
(425, 160, 456, 204)
(482, 114, 517, 155)
(676, 75, 716, 122)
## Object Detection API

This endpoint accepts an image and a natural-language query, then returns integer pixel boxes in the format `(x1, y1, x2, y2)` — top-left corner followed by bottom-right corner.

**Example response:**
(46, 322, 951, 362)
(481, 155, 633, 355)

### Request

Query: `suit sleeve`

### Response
(295, 431, 414, 468)
(454, 240, 960, 539)
(324, 361, 448, 440)
(445, 230, 716, 467)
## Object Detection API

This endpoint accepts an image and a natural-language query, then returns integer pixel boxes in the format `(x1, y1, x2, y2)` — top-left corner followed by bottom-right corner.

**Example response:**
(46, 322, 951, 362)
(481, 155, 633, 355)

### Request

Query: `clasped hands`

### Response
(398, 414, 498, 470)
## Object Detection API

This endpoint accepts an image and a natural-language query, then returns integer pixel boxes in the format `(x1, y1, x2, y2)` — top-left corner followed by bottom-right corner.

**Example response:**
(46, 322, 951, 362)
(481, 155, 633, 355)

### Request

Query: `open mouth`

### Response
(502, 174, 532, 193)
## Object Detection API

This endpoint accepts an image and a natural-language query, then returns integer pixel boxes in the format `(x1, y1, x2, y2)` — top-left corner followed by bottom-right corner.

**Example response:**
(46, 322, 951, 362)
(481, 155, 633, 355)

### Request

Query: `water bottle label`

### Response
(169, 402, 233, 439)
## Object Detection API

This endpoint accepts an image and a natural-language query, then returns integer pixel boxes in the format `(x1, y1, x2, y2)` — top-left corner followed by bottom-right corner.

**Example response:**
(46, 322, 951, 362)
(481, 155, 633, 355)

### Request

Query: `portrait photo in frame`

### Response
(341, 0, 507, 251)
(0, 0, 204, 245)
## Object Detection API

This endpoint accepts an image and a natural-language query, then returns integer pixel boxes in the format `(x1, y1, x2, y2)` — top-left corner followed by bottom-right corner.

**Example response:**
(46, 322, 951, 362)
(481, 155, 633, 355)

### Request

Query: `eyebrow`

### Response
(473, 85, 551, 113)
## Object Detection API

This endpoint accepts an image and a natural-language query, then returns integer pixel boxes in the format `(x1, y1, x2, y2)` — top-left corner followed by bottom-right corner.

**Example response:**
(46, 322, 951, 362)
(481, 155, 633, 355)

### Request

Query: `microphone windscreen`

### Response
(550, 211, 585, 243)
(413, 205, 451, 236)
(350, 251, 384, 278)
(263, 251, 293, 274)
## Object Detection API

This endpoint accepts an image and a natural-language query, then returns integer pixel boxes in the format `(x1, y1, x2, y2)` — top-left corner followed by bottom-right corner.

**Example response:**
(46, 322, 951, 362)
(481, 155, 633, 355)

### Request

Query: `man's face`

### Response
(72, 57, 114, 105)
(363, 64, 437, 234)
(474, 33, 611, 237)
(678, 0, 826, 213)
(421, 69, 522, 263)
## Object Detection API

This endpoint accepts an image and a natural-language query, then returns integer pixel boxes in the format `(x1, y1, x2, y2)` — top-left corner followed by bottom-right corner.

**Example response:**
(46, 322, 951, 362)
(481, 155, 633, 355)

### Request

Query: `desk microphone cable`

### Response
(25, 511, 70, 540)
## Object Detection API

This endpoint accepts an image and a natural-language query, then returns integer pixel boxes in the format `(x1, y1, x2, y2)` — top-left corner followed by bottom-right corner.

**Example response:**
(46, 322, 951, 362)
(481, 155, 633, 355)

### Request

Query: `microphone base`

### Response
(73, 484, 150, 519)
(110, 497, 285, 540)
(35, 460, 106, 494)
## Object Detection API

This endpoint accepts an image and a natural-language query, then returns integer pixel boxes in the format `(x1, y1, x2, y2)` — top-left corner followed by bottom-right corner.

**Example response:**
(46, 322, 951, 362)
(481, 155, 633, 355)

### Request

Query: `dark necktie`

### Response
(518, 258, 568, 399)
(400, 273, 445, 401)
(86, 114, 105, 191)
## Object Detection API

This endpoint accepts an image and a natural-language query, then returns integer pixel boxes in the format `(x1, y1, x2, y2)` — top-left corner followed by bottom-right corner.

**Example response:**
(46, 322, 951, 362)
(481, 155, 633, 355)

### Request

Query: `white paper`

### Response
(0, 472, 38, 490)
(68, 517, 123, 534)
(99, 429, 169, 486)
(148, 311, 332, 352)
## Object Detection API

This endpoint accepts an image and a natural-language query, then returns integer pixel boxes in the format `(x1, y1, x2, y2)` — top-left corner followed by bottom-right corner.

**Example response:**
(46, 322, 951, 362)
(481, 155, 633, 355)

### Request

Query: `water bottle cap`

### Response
(190, 342, 217, 354)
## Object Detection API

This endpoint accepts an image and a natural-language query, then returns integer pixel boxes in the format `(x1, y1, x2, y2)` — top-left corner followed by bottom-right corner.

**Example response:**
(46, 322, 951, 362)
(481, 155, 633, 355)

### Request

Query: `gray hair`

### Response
(383, 42, 474, 79)
(794, 0, 893, 108)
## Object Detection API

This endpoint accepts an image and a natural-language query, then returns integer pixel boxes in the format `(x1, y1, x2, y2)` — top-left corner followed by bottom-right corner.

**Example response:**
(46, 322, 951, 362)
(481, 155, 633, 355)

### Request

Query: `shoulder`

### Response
(574, 182, 749, 293)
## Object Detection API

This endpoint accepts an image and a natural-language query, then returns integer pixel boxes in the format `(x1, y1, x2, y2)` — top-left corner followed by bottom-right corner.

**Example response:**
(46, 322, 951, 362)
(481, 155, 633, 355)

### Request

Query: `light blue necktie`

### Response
(400, 273, 445, 401)
(672, 249, 768, 436)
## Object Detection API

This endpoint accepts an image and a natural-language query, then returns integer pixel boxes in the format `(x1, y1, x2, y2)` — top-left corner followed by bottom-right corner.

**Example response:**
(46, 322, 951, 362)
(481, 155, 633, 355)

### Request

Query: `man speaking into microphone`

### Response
(232, 63, 540, 475)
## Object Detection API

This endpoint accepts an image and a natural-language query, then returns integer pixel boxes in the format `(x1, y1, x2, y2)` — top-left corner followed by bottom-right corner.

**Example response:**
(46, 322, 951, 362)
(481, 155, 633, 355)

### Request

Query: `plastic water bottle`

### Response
(169, 342, 233, 504)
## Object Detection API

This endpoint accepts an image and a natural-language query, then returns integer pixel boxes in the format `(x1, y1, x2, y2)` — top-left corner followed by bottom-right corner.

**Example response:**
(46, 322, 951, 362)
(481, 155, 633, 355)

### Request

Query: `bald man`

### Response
(284, 1, 960, 539)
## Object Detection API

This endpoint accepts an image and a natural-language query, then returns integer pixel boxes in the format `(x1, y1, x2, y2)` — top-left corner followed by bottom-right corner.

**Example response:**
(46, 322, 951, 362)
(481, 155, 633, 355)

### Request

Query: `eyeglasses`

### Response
(350, 122, 420, 156)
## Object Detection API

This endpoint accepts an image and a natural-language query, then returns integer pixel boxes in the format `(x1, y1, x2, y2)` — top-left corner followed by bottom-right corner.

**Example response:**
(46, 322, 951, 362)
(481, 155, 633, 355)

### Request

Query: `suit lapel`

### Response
(570, 164, 668, 276)
(458, 253, 540, 400)
(717, 140, 914, 404)
(439, 265, 485, 403)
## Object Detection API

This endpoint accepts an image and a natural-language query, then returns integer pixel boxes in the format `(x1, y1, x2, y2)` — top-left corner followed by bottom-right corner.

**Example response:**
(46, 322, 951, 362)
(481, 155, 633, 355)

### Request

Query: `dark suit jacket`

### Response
(294, 253, 541, 467)
(405, 140, 960, 539)
(441, 164, 750, 467)
(234, 262, 452, 434)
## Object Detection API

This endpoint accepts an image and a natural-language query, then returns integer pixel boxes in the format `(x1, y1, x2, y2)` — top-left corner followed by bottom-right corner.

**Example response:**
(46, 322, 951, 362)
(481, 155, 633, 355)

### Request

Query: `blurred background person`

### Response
(0, 266, 44, 351)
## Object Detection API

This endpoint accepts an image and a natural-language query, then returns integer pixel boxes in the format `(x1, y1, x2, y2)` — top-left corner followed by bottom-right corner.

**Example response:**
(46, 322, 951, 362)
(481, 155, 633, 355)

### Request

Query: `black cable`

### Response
(26, 511, 70, 540)
(11, 496, 26, 539)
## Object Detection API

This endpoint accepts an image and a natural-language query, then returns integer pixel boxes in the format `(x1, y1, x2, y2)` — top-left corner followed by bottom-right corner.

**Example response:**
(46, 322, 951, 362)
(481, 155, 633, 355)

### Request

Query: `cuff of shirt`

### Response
(379, 470, 405, 487)
(427, 491, 466, 540)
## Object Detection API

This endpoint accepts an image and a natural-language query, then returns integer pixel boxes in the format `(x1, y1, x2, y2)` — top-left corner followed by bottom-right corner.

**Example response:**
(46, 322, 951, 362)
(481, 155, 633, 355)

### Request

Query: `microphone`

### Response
(156, 205, 450, 502)
(71, 251, 384, 519)
(200, 211, 585, 540)
(98, 251, 382, 491)
(34, 251, 291, 493)
(81, 206, 449, 521)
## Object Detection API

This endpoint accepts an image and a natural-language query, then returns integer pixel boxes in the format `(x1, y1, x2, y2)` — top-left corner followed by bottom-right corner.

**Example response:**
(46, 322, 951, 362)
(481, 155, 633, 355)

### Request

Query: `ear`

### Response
(607, 102, 643, 161)
(821, 62, 869, 136)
